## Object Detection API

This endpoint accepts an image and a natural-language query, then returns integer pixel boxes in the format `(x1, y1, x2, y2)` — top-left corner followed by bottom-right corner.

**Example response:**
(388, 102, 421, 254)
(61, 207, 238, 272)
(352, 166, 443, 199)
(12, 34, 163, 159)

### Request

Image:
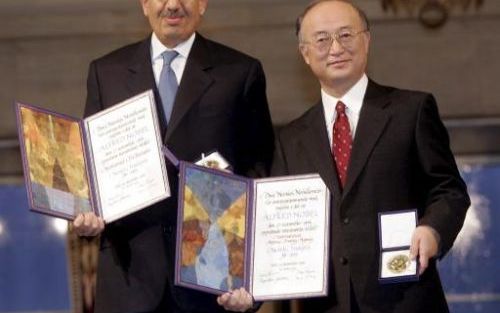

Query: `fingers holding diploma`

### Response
(73, 212, 105, 237)
(217, 287, 254, 312)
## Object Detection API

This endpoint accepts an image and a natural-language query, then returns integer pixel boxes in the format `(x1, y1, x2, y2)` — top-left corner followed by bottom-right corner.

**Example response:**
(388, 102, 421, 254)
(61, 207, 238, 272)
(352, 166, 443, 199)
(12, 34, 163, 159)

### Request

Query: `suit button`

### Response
(343, 217, 350, 225)
(340, 257, 348, 265)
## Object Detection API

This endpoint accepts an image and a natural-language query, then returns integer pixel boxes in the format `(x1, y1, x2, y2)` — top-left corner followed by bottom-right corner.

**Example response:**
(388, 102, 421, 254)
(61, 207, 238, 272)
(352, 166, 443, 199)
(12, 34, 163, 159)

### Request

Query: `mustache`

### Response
(160, 10, 186, 18)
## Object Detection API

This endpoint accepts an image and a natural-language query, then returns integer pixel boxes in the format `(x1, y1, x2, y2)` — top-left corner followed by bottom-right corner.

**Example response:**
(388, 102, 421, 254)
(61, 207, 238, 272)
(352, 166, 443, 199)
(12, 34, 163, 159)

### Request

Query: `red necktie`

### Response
(332, 101, 352, 189)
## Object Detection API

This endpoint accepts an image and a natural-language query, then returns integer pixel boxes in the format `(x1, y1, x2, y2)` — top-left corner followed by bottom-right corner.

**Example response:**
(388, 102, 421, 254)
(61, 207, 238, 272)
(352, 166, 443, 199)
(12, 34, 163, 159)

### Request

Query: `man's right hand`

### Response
(73, 212, 105, 237)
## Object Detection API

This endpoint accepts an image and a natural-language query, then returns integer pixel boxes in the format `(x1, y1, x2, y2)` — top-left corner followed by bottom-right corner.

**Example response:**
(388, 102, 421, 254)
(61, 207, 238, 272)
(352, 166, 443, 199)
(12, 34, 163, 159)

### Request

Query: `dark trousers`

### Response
(351, 281, 361, 313)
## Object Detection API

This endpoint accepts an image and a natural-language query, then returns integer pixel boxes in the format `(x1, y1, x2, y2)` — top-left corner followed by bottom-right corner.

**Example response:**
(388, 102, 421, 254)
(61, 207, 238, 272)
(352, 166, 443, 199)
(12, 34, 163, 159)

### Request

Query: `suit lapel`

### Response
(125, 37, 167, 133)
(342, 81, 392, 198)
(165, 34, 215, 141)
(126, 37, 158, 99)
(299, 104, 342, 201)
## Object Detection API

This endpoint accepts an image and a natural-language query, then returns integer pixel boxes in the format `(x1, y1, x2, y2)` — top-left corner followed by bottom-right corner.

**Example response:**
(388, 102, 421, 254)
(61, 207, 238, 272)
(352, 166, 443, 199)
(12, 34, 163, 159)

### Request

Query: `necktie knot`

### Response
(162, 50, 178, 66)
(335, 101, 346, 114)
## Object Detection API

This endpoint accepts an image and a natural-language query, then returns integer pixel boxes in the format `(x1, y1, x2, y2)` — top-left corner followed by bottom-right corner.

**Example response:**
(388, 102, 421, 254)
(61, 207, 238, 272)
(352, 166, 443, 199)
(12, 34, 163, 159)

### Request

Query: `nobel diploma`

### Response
(16, 90, 170, 222)
(173, 160, 330, 301)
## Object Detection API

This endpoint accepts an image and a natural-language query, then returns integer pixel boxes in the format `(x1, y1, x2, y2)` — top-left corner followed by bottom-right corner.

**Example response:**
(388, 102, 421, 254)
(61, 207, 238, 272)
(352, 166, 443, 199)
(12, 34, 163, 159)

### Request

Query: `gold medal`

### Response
(205, 160, 221, 169)
(387, 254, 410, 274)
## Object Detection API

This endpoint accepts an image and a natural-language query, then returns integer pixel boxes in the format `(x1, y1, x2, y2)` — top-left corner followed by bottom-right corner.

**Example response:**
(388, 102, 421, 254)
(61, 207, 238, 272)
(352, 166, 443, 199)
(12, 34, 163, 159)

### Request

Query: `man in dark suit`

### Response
(73, 0, 274, 312)
(272, 1, 470, 312)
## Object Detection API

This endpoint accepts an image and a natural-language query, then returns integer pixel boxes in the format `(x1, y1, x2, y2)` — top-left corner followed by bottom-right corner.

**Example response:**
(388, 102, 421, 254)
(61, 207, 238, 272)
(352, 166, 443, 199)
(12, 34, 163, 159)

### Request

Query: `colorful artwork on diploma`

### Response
(19, 107, 92, 215)
(180, 166, 248, 292)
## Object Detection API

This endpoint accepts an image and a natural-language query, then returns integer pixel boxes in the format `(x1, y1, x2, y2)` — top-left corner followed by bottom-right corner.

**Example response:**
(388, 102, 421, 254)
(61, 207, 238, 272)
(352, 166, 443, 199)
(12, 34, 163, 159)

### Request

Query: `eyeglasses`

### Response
(302, 29, 368, 52)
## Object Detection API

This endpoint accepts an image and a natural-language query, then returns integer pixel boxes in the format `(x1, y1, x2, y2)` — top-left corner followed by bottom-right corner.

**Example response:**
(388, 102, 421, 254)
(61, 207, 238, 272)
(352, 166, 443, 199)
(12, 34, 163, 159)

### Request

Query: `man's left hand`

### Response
(217, 287, 254, 312)
(410, 225, 439, 275)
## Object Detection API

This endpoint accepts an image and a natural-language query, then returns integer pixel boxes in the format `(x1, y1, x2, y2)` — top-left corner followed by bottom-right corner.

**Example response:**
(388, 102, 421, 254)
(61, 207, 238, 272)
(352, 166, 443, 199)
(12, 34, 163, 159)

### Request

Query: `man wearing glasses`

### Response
(272, 1, 470, 312)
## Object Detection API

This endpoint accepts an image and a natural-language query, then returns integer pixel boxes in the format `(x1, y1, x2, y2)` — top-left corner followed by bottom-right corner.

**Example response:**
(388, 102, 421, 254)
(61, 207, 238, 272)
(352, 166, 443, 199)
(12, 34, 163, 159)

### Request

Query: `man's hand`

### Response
(73, 212, 105, 237)
(409, 225, 439, 275)
(217, 287, 254, 312)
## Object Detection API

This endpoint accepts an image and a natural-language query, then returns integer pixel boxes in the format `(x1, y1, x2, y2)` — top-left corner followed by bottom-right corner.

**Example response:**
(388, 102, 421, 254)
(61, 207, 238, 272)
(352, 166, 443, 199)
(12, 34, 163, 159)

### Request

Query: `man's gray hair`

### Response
(295, 0, 370, 40)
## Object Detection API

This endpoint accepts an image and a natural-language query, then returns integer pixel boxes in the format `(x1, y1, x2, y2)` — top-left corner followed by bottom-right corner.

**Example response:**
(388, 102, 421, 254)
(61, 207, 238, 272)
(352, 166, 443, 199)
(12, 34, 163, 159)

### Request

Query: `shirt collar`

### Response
(322, 74, 368, 123)
(151, 32, 196, 61)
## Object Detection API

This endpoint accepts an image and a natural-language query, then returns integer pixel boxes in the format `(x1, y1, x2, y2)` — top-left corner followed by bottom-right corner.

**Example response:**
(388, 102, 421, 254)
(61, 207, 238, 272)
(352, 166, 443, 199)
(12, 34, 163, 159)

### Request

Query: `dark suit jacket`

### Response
(84, 33, 274, 313)
(272, 80, 470, 313)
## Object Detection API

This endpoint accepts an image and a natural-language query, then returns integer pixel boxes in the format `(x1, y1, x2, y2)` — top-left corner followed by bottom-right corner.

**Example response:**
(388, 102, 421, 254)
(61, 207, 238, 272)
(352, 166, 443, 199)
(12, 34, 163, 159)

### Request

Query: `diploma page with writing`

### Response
(84, 90, 170, 223)
(250, 175, 330, 300)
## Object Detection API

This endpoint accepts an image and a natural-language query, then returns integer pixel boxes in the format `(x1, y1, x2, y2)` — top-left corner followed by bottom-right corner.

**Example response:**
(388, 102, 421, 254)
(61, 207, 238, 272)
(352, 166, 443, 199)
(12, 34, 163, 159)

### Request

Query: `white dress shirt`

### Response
(150, 32, 196, 87)
(322, 74, 368, 150)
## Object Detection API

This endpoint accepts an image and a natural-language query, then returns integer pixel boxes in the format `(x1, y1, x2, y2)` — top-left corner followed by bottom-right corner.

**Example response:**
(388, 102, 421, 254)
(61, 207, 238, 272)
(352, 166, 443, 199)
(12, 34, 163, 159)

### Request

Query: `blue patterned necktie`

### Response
(159, 50, 179, 124)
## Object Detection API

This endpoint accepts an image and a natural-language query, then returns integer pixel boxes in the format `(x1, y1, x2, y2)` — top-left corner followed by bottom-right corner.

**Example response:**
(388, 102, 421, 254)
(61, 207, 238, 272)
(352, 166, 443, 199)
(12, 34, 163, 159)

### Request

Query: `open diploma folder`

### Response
(15, 90, 170, 223)
(174, 161, 330, 300)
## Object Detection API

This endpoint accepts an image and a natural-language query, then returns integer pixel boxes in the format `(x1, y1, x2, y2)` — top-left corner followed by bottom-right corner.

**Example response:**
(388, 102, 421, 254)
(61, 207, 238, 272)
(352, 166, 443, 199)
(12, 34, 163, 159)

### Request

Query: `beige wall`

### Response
(2, 0, 500, 133)
(201, 0, 500, 123)
(1, 1, 499, 174)
(0, 0, 498, 194)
